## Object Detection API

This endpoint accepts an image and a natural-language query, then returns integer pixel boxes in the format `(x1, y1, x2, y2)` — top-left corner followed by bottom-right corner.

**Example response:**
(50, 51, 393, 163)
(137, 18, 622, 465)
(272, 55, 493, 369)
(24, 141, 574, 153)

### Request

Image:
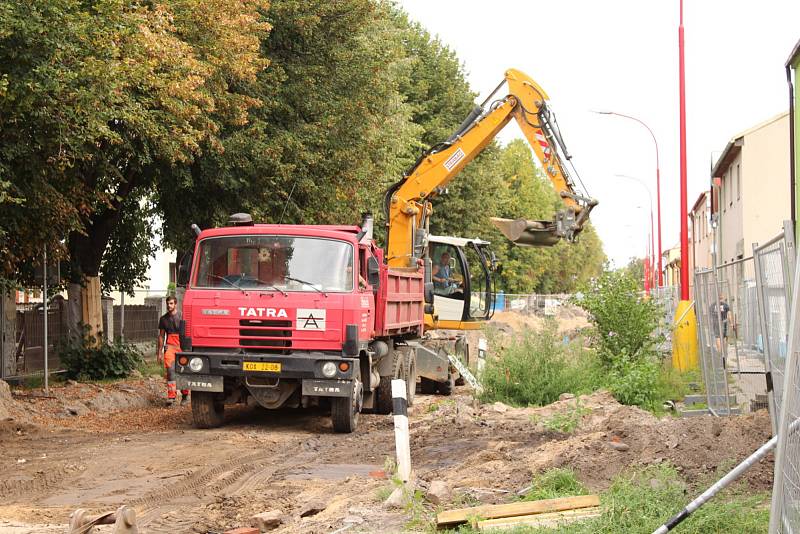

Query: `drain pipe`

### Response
(788, 63, 796, 233)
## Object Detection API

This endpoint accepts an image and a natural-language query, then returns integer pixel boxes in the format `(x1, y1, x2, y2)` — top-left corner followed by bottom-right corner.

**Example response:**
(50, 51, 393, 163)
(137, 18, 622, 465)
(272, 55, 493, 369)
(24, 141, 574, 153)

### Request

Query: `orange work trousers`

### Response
(164, 333, 189, 400)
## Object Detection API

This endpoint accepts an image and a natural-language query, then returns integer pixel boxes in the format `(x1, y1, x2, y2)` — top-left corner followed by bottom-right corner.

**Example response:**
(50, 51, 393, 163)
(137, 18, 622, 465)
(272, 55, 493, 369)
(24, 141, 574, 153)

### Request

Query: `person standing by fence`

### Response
(710, 294, 730, 352)
(157, 295, 189, 406)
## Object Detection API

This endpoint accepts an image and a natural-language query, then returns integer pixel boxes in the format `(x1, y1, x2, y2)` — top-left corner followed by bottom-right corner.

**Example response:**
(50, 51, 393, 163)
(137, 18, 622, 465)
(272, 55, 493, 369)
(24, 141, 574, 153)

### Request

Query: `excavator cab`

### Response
(426, 236, 496, 328)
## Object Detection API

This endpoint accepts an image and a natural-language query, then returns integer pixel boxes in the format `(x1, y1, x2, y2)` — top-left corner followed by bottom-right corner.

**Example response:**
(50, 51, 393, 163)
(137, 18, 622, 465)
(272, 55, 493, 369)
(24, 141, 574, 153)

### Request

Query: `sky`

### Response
(397, 0, 800, 267)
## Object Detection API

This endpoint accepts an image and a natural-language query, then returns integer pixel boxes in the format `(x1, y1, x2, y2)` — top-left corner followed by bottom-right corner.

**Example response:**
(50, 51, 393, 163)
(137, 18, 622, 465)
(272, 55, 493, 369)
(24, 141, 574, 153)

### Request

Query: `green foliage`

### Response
(60, 334, 144, 381)
(574, 270, 661, 367)
(520, 468, 588, 501)
(0, 0, 268, 284)
(488, 141, 605, 294)
(479, 325, 603, 407)
(524, 464, 769, 534)
(605, 356, 663, 412)
(541, 402, 591, 434)
(452, 465, 768, 534)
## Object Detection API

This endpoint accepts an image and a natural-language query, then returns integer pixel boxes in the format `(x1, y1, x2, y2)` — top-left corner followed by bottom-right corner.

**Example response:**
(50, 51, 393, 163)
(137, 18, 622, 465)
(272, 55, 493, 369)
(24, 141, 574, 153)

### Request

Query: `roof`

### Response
(690, 190, 709, 214)
(199, 224, 362, 242)
(429, 235, 491, 247)
(710, 111, 789, 177)
(787, 38, 800, 68)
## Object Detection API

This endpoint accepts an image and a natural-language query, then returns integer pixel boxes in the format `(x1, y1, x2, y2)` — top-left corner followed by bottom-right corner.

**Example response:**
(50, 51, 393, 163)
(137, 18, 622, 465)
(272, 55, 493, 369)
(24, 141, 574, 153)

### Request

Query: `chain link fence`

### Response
(754, 222, 796, 432)
(694, 268, 735, 415)
(769, 233, 800, 533)
(2, 288, 167, 379)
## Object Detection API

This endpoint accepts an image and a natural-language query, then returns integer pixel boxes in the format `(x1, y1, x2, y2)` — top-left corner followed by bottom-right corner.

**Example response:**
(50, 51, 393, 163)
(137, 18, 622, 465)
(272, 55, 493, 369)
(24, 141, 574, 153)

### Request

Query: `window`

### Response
(194, 235, 354, 292)
(736, 164, 740, 201)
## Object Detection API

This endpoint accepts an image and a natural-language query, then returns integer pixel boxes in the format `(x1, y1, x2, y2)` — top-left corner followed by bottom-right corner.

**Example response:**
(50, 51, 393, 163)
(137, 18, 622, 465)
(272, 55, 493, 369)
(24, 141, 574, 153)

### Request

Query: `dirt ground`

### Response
(0, 384, 773, 533)
(0, 310, 773, 533)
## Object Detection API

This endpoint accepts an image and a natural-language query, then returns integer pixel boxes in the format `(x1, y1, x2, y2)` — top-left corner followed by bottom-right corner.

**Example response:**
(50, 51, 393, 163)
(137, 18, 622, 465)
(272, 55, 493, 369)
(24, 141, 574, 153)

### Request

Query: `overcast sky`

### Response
(397, 0, 800, 267)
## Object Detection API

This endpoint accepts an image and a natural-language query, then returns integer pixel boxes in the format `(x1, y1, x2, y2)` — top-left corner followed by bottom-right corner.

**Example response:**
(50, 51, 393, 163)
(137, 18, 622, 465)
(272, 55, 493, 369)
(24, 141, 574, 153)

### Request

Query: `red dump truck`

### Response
(175, 213, 431, 432)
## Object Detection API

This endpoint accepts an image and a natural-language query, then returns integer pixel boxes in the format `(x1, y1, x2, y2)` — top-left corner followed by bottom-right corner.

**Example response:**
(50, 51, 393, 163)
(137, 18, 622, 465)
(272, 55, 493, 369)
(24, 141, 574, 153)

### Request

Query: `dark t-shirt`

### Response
(710, 302, 730, 322)
(159, 312, 182, 335)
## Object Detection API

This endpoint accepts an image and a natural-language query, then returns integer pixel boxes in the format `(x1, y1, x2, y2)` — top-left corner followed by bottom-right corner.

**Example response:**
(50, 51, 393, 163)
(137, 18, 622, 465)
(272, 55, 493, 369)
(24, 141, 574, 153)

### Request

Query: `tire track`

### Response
(129, 451, 270, 508)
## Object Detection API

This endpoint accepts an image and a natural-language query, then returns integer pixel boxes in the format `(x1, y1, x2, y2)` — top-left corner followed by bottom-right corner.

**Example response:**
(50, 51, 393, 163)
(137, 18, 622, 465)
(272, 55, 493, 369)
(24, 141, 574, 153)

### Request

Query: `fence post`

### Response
(1, 290, 15, 379)
(768, 241, 800, 533)
(43, 247, 49, 395)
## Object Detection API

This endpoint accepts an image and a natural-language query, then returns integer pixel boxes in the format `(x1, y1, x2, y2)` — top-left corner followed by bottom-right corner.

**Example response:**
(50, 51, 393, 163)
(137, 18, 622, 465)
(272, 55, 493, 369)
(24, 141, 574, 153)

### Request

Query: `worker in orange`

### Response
(158, 295, 189, 406)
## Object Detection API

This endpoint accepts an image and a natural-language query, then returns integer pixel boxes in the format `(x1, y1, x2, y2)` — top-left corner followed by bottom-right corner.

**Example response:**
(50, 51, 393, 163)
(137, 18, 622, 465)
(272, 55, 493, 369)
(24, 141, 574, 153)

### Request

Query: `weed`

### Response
(479, 325, 603, 407)
(520, 468, 588, 501)
(446, 464, 769, 534)
(541, 402, 591, 434)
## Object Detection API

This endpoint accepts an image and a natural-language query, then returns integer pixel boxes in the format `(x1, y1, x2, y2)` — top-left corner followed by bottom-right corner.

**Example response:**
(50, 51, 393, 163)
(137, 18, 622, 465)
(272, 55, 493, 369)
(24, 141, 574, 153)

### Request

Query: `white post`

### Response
(43, 246, 48, 396)
(477, 338, 488, 378)
(391, 379, 411, 483)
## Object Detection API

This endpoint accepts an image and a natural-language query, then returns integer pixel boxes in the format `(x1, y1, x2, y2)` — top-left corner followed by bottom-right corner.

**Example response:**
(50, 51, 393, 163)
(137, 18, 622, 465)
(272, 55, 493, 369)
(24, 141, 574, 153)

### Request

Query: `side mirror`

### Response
(367, 256, 380, 288)
(177, 252, 193, 286)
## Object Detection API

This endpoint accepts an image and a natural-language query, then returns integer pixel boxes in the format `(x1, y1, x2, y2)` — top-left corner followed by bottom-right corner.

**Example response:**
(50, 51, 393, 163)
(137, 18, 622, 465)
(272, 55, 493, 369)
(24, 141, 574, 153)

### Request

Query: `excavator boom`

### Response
(385, 68, 597, 268)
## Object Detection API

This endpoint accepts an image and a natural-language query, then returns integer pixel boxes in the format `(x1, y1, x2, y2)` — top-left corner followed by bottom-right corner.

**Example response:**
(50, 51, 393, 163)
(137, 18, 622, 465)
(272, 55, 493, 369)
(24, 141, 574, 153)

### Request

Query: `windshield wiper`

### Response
(284, 276, 328, 296)
(250, 278, 288, 297)
(209, 274, 244, 290)
(209, 274, 288, 296)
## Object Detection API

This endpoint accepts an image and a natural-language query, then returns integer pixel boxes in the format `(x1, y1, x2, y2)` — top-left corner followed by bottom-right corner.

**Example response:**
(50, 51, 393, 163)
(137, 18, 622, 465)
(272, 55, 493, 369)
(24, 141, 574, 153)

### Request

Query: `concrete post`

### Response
(101, 296, 114, 343)
(1, 291, 16, 378)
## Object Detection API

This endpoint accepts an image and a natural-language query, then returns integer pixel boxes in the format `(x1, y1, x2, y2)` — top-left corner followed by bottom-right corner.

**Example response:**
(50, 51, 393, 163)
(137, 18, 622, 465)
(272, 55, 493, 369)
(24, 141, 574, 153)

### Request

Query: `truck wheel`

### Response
(436, 374, 455, 396)
(332, 384, 361, 433)
(191, 391, 225, 428)
(375, 351, 403, 415)
(420, 377, 436, 394)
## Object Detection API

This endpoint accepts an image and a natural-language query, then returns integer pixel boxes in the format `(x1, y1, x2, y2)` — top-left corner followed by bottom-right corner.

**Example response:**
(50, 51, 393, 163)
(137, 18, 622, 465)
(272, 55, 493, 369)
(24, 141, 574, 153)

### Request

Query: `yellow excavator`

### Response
(384, 68, 597, 333)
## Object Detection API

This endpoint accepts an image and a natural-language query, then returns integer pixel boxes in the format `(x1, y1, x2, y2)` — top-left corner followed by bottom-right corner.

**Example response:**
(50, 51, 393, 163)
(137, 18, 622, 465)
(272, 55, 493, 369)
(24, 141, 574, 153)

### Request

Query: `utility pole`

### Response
(672, 0, 698, 371)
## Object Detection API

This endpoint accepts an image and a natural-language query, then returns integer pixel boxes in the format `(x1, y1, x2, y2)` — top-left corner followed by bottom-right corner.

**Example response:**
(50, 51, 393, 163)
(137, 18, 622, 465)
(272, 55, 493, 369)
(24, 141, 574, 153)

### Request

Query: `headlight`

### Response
(189, 357, 204, 372)
(321, 361, 337, 378)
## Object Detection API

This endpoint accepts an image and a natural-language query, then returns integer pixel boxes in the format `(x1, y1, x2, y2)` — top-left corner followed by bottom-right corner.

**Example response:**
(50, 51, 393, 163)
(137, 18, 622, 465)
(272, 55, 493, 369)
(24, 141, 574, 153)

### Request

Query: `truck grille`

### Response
(239, 319, 292, 352)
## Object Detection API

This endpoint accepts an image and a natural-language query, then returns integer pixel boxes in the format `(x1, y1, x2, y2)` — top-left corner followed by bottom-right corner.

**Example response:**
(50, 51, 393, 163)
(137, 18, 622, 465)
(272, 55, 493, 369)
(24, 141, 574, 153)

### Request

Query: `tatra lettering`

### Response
(237, 307, 289, 318)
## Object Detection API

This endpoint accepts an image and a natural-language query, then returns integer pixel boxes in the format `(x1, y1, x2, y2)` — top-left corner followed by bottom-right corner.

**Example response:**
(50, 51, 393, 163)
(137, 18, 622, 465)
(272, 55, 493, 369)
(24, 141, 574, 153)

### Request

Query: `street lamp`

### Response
(615, 174, 657, 291)
(592, 110, 663, 287)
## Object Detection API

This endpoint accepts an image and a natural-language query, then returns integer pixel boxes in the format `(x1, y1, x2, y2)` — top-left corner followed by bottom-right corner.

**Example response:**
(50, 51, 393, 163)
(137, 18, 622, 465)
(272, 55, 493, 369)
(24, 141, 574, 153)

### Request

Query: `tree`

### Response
(0, 0, 269, 333)
(158, 0, 420, 254)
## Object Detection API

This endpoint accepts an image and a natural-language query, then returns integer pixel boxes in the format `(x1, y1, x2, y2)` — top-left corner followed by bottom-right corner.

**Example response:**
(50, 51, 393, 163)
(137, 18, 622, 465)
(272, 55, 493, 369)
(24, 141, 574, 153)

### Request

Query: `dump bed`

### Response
(375, 266, 424, 337)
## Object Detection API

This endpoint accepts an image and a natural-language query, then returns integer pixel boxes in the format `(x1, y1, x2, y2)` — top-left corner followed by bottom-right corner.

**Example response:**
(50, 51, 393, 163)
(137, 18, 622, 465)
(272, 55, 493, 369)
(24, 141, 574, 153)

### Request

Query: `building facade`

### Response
(711, 111, 791, 264)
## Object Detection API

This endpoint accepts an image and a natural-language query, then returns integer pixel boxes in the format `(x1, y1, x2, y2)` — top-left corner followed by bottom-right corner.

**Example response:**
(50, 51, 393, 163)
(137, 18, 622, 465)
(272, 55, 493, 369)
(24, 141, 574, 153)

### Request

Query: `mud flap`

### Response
(302, 379, 352, 397)
(409, 342, 449, 382)
(176, 374, 223, 392)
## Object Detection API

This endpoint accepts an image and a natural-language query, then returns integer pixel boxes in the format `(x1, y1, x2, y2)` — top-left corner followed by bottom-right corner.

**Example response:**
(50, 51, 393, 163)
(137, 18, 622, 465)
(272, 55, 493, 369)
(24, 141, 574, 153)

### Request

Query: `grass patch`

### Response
(540, 403, 591, 434)
(137, 357, 164, 378)
(448, 464, 769, 534)
(519, 468, 589, 501)
(479, 325, 604, 407)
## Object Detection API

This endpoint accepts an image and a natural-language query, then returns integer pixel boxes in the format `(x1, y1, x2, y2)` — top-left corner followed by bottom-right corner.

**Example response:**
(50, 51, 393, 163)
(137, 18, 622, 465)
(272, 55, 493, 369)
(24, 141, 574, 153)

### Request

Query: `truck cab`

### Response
(175, 214, 424, 433)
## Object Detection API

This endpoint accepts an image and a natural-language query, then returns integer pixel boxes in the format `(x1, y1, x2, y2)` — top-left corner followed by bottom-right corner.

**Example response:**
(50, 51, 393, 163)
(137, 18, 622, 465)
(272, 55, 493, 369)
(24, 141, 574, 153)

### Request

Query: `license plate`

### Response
(243, 361, 281, 372)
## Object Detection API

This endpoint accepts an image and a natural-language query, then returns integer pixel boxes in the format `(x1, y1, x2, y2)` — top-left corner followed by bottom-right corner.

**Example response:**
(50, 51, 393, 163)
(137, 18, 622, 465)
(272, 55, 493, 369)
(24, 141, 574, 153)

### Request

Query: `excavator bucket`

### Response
(490, 217, 562, 247)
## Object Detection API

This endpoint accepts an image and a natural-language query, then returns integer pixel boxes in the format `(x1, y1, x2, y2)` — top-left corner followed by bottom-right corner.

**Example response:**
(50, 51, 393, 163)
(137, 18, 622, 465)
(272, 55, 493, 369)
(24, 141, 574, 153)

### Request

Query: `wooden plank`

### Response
(477, 507, 602, 531)
(436, 494, 600, 528)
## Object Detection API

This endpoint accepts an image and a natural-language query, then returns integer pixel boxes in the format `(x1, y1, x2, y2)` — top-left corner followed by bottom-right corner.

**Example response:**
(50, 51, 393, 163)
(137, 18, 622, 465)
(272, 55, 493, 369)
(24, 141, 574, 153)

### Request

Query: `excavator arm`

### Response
(384, 68, 597, 269)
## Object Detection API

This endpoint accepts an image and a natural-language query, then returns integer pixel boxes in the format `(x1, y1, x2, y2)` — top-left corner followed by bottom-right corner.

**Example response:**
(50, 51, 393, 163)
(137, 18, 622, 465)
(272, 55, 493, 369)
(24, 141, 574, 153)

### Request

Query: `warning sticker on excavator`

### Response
(443, 148, 465, 171)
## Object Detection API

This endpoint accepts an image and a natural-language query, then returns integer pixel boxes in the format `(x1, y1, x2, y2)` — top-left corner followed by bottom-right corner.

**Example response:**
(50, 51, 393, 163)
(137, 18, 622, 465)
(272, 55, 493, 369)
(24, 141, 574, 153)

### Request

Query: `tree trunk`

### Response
(1, 290, 16, 378)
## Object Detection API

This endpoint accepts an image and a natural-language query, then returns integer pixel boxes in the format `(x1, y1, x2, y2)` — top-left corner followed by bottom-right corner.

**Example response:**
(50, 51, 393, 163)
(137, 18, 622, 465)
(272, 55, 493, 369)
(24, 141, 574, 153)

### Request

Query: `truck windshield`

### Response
(194, 236, 354, 292)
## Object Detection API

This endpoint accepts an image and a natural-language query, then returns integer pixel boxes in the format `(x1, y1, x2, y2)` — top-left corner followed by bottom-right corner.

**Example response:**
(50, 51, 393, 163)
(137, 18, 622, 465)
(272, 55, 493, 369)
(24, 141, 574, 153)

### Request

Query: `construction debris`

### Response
(477, 506, 602, 531)
(435, 494, 600, 528)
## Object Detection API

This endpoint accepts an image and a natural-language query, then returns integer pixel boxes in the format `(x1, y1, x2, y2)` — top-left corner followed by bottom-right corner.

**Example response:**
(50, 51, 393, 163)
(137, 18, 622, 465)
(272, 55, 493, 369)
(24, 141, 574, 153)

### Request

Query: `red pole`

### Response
(651, 207, 656, 290)
(656, 165, 663, 287)
(678, 0, 689, 301)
